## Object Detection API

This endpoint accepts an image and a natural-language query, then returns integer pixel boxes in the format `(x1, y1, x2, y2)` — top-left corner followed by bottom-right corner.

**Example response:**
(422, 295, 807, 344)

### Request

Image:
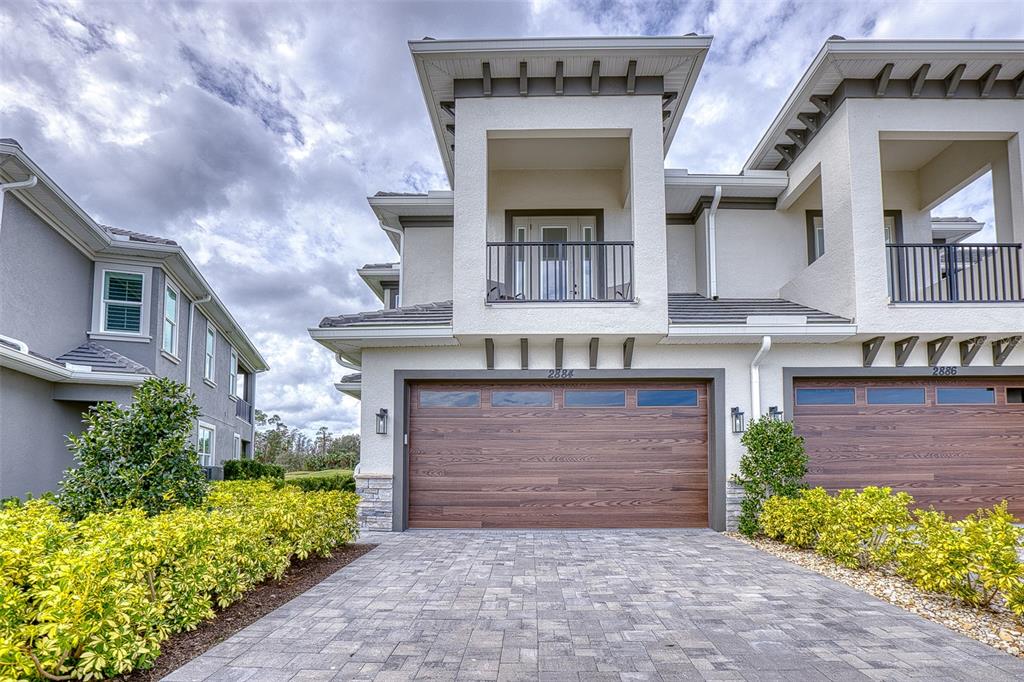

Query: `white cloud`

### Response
(3, 0, 1022, 435)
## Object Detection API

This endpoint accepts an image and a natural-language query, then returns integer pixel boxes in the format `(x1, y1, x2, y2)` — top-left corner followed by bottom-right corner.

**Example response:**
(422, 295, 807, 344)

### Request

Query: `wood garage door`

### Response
(793, 377, 1024, 518)
(408, 381, 709, 528)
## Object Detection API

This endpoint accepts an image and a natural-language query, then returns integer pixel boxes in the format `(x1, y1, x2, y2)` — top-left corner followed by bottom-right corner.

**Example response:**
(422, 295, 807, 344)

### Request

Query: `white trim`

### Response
(92, 264, 152, 337)
(197, 422, 216, 467)
(203, 320, 216, 383)
(308, 325, 456, 341)
(160, 350, 181, 365)
(667, 323, 858, 337)
(162, 280, 180, 357)
(229, 347, 239, 397)
(233, 433, 242, 460)
(87, 332, 152, 343)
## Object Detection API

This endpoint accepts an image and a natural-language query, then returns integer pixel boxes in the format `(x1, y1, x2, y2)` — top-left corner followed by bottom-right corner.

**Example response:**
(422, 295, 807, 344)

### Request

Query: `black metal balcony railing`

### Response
(886, 243, 1024, 303)
(486, 241, 634, 303)
(235, 397, 253, 423)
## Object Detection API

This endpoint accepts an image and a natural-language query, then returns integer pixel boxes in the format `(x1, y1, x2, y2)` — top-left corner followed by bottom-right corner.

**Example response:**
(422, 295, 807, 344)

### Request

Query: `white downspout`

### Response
(750, 335, 772, 419)
(379, 224, 404, 306)
(185, 295, 212, 389)
(706, 185, 722, 300)
(0, 175, 39, 236)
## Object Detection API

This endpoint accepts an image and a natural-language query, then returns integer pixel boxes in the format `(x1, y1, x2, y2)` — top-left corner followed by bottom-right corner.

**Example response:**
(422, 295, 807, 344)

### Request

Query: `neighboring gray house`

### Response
(0, 140, 268, 498)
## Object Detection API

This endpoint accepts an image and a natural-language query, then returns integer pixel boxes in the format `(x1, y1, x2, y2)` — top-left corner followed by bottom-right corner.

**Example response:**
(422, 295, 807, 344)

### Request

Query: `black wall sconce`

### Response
(731, 407, 745, 433)
(768, 405, 784, 421)
(375, 408, 389, 435)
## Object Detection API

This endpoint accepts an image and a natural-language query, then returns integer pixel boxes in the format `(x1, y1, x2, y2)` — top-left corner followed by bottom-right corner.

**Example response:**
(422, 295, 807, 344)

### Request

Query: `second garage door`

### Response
(408, 381, 709, 528)
(794, 377, 1024, 518)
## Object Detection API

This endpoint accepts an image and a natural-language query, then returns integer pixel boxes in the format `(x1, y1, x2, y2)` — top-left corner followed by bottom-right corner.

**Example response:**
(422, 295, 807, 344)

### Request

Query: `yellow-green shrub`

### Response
(0, 481, 359, 680)
(815, 487, 912, 569)
(760, 487, 834, 549)
(896, 502, 1023, 607)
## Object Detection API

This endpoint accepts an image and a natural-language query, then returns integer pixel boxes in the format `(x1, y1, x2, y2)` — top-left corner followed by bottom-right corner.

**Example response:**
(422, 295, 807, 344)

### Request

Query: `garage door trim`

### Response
(783, 365, 1024, 421)
(392, 369, 727, 532)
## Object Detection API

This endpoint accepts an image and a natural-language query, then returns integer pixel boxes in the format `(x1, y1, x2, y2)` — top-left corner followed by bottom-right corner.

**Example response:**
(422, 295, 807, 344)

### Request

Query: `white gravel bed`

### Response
(727, 532, 1024, 658)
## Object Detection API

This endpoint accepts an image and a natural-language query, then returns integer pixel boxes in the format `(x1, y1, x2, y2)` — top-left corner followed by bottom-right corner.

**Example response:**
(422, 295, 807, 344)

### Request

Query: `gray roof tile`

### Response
(373, 191, 428, 197)
(102, 225, 178, 246)
(319, 301, 453, 328)
(340, 372, 362, 383)
(56, 341, 153, 374)
(668, 293, 850, 325)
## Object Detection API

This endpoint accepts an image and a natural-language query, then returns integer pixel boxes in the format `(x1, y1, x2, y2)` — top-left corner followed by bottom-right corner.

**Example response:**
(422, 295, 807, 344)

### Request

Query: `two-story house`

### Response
(0, 140, 268, 499)
(310, 36, 1024, 532)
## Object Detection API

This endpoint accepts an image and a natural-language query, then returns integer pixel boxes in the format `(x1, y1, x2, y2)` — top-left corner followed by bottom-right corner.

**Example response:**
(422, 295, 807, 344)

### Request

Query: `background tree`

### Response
(58, 377, 208, 520)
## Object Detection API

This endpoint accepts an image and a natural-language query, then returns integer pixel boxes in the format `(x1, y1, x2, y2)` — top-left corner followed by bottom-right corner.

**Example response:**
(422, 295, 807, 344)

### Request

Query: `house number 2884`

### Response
(548, 369, 575, 379)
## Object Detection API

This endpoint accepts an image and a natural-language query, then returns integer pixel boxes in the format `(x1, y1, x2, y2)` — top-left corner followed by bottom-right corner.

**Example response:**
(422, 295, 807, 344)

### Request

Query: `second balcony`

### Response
(486, 241, 634, 303)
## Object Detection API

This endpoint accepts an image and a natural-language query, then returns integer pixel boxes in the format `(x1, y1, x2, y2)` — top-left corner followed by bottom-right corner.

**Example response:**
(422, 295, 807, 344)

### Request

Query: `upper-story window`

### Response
(102, 271, 145, 334)
(204, 323, 216, 383)
(805, 211, 825, 264)
(229, 348, 239, 397)
(162, 283, 179, 356)
(382, 283, 400, 309)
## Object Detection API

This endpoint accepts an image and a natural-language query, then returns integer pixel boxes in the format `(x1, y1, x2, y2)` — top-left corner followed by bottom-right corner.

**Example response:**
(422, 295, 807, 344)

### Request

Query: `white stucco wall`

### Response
(453, 95, 669, 336)
(402, 226, 453, 306)
(666, 223, 696, 293)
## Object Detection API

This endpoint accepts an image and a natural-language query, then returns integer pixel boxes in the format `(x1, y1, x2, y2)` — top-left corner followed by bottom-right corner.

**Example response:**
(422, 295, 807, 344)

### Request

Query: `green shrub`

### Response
(301, 452, 357, 472)
(58, 377, 209, 520)
(731, 416, 808, 537)
(760, 487, 834, 549)
(815, 487, 912, 569)
(223, 459, 285, 481)
(0, 481, 359, 680)
(897, 502, 1023, 607)
(286, 472, 356, 493)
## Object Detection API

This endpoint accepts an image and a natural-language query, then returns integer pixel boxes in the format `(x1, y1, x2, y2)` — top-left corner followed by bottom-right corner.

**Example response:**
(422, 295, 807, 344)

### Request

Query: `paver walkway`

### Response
(170, 529, 1024, 681)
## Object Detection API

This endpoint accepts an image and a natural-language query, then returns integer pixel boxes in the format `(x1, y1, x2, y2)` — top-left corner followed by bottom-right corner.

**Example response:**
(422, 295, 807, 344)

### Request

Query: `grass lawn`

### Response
(284, 468, 353, 480)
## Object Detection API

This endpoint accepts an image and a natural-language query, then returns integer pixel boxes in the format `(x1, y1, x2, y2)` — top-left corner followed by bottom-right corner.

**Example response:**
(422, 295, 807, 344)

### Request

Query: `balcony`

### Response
(486, 241, 634, 303)
(886, 243, 1023, 303)
(235, 397, 253, 423)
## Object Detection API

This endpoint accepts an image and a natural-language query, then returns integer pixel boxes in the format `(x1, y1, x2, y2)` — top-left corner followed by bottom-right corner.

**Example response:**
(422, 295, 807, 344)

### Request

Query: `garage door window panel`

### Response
(564, 390, 626, 407)
(420, 390, 481, 407)
(796, 388, 855, 405)
(637, 389, 699, 407)
(491, 390, 553, 407)
(936, 387, 995, 404)
(866, 387, 926, 405)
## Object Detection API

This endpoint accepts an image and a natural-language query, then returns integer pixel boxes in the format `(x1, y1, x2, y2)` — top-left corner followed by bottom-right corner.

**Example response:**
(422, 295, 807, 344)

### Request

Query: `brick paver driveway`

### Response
(171, 530, 1024, 681)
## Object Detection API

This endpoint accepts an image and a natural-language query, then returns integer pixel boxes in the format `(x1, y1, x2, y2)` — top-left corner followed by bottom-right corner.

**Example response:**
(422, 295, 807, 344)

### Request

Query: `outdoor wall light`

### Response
(768, 405, 784, 421)
(375, 408, 389, 435)
(730, 407, 746, 433)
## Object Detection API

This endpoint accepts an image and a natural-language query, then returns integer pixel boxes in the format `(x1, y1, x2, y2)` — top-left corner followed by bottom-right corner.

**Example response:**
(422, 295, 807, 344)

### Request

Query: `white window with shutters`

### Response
(91, 264, 151, 341)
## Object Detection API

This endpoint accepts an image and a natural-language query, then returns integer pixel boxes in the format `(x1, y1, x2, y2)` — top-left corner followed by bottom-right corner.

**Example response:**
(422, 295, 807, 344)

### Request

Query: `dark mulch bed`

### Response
(116, 543, 377, 681)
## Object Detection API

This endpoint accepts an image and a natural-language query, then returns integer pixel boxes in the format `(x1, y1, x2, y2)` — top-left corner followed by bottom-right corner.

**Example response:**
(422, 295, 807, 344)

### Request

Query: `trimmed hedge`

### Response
(286, 472, 356, 494)
(223, 459, 285, 481)
(760, 487, 1024, 618)
(0, 481, 358, 680)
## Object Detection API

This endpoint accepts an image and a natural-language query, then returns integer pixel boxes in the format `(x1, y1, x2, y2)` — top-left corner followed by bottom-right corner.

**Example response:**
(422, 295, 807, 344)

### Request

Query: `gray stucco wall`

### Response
(186, 308, 255, 464)
(0, 368, 130, 498)
(0, 194, 93, 359)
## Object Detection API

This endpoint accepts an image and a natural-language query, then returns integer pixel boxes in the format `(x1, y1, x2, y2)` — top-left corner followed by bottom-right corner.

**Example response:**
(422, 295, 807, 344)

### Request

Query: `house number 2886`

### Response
(548, 369, 575, 379)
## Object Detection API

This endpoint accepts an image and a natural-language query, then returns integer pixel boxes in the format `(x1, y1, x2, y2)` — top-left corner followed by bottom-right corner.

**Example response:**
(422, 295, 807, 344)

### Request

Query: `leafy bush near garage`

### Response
(732, 416, 808, 537)
(286, 472, 356, 493)
(760, 487, 834, 549)
(815, 487, 912, 569)
(223, 459, 285, 481)
(58, 377, 209, 521)
(0, 481, 359, 681)
(896, 502, 1023, 608)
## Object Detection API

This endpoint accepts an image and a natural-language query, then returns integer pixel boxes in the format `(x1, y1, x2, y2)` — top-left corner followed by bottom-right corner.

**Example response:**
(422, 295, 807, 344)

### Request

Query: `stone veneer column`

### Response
(725, 480, 744, 532)
(354, 473, 393, 531)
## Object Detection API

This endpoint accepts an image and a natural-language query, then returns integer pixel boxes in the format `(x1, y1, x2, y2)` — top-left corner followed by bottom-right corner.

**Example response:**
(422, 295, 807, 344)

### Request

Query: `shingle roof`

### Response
(56, 341, 153, 374)
(373, 191, 428, 197)
(668, 294, 850, 325)
(339, 372, 362, 383)
(319, 301, 453, 328)
(102, 225, 178, 246)
(360, 262, 399, 270)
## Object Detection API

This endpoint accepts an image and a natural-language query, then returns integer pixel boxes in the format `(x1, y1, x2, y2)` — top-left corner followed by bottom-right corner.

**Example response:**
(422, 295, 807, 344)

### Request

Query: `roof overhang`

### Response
(357, 263, 400, 302)
(664, 170, 789, 216)
(0, 142, 269, 373)
(409, 35, 713, 187)
(932, 218, 984, 243)
(664, 322, 858, 343)
(308, 325, 458, 368)
(745, 38, 1024, 171)
(367, 191, 455, 251)
(334, 378, 362, 399)
(0, 343, 149, 386)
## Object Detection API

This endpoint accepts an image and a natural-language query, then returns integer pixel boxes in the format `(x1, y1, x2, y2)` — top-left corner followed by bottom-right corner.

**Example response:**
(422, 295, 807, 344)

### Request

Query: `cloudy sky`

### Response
(2, 0, 1021, 435)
